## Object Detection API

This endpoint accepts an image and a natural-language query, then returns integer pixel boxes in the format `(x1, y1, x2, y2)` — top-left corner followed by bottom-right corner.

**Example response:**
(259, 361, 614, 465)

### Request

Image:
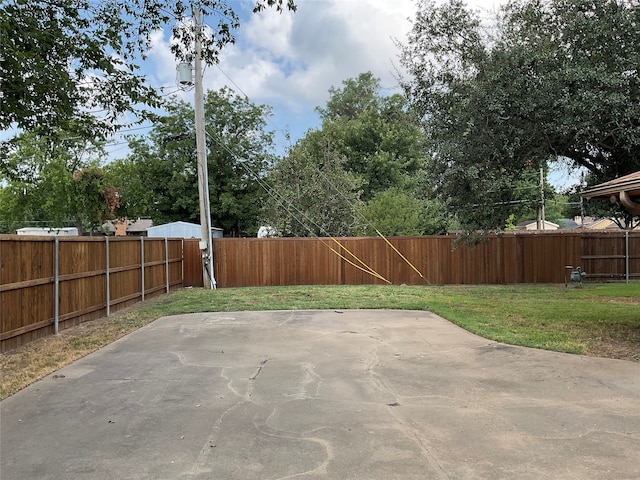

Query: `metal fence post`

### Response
(165, 237, 170, 294)
(141, 236, 145, 302)
(54, 236, 59, 334)
(625, 231, 629, 284)
(106, 237, 110, 316)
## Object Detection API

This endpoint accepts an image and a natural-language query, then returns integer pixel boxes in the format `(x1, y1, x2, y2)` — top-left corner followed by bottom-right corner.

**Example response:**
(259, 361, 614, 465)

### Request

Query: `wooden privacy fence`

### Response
(3, 232, 638, 351)
(0, 236, 183, 352)
(184, 231, 640, 287)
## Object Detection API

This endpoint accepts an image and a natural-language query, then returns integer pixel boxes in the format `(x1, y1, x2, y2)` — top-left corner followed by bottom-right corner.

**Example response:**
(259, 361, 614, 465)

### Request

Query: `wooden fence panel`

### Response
(168, 239, 184, 286)
(0, 238, 56, 350)
(517, 234, 574, 283)
(582, 233, 624, 279)
(57, 239, 107, 331)
(108, 238, 143, 307)
(431, 236, 456, 284)
(1, 236, 184, 352)
(581, 232, 640, 280)
(216, 237, 331, 287)
(631, 235, 640, 279)
(144, 238, 169, 297)
(5, 232, 635, 351)
(183, 239, 203, 287)
(184, 232, 635, 288)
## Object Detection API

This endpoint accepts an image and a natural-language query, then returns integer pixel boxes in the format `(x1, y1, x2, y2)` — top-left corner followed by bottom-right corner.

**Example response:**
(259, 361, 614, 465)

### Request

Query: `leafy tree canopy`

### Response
(262, 134, 366, 237)
(400, 0, 640, 229)
(0, 0, 295, 137)
(0, 132, 117, 234)
(362, 188, 450, 236)
(316, 72, 429, 201)
(264, 72, 450, 237)
(108, 87, 276, 236)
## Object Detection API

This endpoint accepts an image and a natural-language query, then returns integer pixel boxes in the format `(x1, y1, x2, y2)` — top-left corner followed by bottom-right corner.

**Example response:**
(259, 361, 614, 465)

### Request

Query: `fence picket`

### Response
(2, 231, 638, 352)
(1, 236, 184, 352)
(182, 232, 640, 288)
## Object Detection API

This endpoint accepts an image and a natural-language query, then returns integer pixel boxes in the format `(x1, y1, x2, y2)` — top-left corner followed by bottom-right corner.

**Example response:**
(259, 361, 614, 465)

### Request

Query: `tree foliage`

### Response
(362, 188, 449, 236)
(400, 0, 640, 229)
(0, 133, 117, 234)
(263, 135, 365, 237)
(109, 88, 275, 236)
(264, 72, 445, 237)
(0, 0, 295, 136)
(316, 72, 428, 201)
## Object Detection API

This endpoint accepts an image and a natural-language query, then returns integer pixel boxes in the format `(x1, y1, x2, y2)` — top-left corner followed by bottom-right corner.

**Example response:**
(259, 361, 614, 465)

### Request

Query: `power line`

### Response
(204, 129, 390, 284)
(190, 36, 426, 281)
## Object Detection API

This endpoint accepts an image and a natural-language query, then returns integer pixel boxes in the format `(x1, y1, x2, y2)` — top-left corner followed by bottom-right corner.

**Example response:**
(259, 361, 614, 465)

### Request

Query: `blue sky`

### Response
(106, 1, 498, 153)
(105, 0, 580, 188)
(124, 0, 424, 155)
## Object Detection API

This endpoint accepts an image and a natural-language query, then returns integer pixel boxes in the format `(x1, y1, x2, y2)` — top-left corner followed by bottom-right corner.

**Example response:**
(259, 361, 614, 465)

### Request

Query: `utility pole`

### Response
(194, 7, 216, 289)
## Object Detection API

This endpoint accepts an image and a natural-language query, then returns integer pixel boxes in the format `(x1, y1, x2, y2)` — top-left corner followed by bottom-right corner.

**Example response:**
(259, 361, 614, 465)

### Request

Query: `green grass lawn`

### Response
(2, 283, 639, 400)
(144, 283, 640, 356)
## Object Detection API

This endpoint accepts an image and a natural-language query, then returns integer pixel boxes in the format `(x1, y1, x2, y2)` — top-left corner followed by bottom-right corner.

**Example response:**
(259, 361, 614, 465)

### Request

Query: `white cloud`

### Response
(147, 30, 176, 86)
(236, 0, 415, 106)
(143, 0, 506, 153)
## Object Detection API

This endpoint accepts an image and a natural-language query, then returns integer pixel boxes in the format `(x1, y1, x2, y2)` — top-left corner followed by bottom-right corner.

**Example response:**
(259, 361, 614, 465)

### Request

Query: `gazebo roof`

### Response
(581, 171, 640, 215)
(581, 171, 640, 199)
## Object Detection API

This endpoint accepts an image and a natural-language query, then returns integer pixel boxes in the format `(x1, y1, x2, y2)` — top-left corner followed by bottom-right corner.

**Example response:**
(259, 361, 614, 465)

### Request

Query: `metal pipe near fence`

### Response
(54, 236, 59, 334)
(141, 237, 145, 302)
(165, 237, 170, 294)
(626, 231, 629, 284)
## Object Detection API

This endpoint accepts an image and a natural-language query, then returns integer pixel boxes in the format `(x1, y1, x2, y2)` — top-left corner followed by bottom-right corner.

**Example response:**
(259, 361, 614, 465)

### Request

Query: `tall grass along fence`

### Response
(184, 231, 640, 288)
(1, 236, 183, 352)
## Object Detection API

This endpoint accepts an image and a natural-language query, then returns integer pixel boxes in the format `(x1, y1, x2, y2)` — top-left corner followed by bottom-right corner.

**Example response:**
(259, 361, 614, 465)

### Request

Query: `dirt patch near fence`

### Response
(1, 300, 161, 400)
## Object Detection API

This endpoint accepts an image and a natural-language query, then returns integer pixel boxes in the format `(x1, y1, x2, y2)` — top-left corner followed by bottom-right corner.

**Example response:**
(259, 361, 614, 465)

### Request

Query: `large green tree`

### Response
(0, 0, 295, 136)
(0, 132, 118, 234)
(400, 0, 640, 229)
(108, 88, 275, 236)
(316, 72, 428, 201)
(362, 188, 449, 236)
(262, 136, 365, 237)
(264, 72, 445, 237)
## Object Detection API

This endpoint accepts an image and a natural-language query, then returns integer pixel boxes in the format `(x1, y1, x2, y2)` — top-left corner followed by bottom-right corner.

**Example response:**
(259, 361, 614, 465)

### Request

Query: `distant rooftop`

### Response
(126, 218, 154, 233)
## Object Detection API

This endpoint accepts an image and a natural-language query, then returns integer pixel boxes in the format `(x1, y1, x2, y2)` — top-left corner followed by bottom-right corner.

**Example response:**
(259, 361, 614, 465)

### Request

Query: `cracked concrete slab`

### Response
(1, 310, 639, 479)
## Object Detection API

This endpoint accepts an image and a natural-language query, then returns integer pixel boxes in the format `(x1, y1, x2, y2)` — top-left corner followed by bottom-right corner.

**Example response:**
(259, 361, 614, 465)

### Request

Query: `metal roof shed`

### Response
(146, 221, 223, 238)
(16, 227, 79, 236)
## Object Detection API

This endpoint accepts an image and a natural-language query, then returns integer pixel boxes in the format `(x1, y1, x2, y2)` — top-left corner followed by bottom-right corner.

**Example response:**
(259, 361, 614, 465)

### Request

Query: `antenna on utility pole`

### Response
(194, 7, 216, 289)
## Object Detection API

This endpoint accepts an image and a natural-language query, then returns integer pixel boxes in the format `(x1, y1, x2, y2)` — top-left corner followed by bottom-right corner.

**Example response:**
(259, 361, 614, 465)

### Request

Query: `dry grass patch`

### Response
(1, 300, 163, 400)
